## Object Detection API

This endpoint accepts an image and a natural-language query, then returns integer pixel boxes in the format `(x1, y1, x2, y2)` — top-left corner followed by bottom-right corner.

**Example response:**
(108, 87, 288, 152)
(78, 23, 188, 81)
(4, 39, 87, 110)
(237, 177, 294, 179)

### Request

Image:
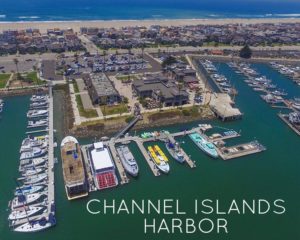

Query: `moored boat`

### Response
(15, 185, 44, 196)
(13, 213, 56, 233)
(148, 145, 170, 173)
(11, 193, 43, 210)
(165, 141, 185, 163)
(8, 206, 44, 220)
(27, 110, 48, 118)
(20, 148, 47, 160)
(189, 132, 218, 158)
(116, 145, 139, 177)
(61, 136, 88, 200)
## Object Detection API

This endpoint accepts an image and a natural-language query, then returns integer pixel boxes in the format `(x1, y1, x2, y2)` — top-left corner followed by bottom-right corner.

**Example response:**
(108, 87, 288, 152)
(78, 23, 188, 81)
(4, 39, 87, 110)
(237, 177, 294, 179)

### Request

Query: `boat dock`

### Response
(217, 141, 266, 160)
(80, 145, 97, 192)
(26, 128, 49, 134)
(278, 113, 300, 136)
(80, 124, 265, 187)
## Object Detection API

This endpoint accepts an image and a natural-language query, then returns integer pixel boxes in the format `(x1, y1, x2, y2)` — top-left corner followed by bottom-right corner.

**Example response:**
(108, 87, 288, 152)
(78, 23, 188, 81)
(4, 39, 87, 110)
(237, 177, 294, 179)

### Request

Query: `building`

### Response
(84, 73, 121, 105)
(132, 75, 189, 107)
(88, 142, 118, 190)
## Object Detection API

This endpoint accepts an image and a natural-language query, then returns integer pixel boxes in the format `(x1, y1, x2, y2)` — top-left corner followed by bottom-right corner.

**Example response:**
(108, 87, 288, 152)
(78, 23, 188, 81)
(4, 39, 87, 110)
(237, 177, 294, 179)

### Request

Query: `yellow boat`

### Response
(154, 145, 168, 162)
(147, 145, 170, 174)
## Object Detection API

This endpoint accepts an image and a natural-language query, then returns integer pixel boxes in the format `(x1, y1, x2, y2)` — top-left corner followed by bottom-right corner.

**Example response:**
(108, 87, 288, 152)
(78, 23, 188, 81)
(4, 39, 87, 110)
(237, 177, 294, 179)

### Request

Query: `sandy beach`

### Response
(0, 18, 300, 33)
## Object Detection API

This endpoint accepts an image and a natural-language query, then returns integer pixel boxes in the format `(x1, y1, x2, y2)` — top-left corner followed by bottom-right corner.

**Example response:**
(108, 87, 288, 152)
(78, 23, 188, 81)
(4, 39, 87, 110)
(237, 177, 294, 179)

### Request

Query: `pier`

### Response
(217, 141, 266, 160)
(278, 113, 300, 136)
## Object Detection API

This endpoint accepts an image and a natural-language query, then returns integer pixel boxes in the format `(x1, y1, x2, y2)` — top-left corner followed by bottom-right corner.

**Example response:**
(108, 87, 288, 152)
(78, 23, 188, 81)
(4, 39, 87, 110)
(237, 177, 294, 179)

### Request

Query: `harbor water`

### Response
(0, 63, 300, 239)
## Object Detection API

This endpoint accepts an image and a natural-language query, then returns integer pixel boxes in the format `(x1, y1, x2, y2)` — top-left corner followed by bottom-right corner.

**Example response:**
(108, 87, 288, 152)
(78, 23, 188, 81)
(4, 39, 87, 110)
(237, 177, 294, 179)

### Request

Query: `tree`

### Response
(161, 55, 177, 68)
(13, 58, 23, 88)
(239, 45, 252, 59)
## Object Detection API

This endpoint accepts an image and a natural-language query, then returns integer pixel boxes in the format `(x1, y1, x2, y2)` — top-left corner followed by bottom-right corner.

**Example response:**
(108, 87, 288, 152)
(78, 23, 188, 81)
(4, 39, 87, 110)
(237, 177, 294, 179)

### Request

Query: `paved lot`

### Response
(0, 59, 37, 73)
(41, 60, 64, 81)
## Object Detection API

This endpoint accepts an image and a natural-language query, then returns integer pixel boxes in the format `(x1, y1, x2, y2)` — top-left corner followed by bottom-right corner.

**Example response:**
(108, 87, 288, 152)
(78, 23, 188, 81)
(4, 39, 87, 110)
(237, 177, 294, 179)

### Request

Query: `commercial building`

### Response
(132, 75, 189, 107)
(84, 73, 121, 105)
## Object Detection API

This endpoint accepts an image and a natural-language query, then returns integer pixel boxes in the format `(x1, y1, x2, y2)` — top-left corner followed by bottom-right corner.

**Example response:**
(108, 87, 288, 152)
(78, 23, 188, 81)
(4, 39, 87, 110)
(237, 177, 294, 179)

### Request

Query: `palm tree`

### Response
(13, 58, 19, 75)
(13, 58, 23, 88)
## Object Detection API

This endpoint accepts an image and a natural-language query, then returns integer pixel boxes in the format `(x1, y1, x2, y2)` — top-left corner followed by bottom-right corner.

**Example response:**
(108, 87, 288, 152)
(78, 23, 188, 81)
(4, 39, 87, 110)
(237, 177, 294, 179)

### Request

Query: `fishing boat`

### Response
(11, 193, 43, 210)
(189, 132, 218, 158)
(23, 173, 48, 185)
(165, 141, 185, 163)
(148, 145, 170, 173)
(27, 110, 48, 118)
(20, 148, 47, 160)
(116, 145, 139, 177)
(13, 213, 56, 233)
(8, 206, 44, 220)
(15, 185, 44, 196)
(61, 136, 88, 200)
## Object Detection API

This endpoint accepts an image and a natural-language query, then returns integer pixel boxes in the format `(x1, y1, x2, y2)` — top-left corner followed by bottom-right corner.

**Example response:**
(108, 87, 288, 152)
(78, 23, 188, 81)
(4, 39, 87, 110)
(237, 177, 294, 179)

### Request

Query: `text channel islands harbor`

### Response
(0, 19, 300, 239)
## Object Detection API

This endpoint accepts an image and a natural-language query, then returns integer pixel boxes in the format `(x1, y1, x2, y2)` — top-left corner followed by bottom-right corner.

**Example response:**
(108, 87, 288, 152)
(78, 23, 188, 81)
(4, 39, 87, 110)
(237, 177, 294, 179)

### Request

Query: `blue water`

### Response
(1, 0, 300, 22)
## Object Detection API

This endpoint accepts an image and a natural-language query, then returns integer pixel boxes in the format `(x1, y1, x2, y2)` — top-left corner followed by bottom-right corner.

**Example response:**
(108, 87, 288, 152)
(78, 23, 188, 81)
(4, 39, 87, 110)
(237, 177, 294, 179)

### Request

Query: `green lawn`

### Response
(73, 81, 79, 93)
(75, 95, 98, 118)
(0, 73, 11, 88)
(100, 103, 129, 116)
(24, 72, 46, 85)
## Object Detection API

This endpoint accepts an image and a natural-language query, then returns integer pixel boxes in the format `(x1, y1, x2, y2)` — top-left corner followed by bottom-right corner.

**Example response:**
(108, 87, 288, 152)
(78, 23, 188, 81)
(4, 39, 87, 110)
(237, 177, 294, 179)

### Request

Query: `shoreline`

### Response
(1, 17, 300, 32)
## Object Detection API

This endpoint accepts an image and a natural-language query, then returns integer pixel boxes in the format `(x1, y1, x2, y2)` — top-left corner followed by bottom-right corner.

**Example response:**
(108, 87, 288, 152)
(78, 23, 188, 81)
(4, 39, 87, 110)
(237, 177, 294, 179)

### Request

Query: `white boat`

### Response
(8, 206, 44, 220)
(116, 145, 139, 177)
(15, 185, 44, 196)
(20, 137, 48, 153)
(27, 110, 48, 118)
(20, 157, 48, 167)
(21, 168, 46, 177)
(11, 193, 43, 210)
(30, 95, 48, 102)
(30, 101, 48, 109)
(20, 148, 47, 160)
(23, 173, 48, 185)
(27, 119, 48, 128)
(13, 214, 56, 232)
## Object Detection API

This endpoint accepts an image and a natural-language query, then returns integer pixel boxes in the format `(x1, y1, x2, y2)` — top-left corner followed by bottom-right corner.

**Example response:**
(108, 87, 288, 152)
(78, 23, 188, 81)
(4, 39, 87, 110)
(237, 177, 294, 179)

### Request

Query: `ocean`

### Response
(0, 63, 300, 239)
(0, 0, 300, 22)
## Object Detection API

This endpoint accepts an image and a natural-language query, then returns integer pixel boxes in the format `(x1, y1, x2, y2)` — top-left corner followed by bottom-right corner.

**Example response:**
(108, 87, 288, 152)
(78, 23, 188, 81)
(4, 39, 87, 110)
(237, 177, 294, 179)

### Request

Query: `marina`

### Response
(74, 123, 266, 195)
(7, 91, 56, 232)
